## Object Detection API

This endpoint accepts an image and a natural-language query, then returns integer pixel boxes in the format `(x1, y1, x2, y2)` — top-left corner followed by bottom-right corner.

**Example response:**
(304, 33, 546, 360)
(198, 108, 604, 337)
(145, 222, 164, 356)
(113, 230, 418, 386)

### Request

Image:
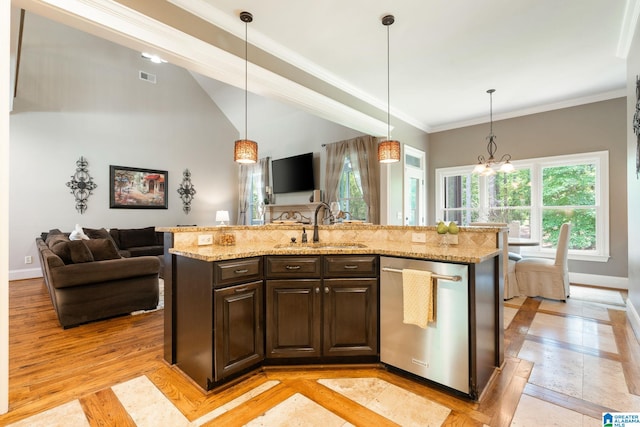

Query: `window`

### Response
(337, 156, 367, 220)
(435, 151, 609, 261)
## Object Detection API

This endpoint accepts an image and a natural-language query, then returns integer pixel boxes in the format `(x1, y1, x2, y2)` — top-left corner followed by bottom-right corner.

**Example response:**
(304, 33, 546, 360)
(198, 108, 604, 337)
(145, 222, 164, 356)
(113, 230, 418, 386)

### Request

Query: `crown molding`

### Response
(429, 89, 627, 133)
(616, 0, 640, 58)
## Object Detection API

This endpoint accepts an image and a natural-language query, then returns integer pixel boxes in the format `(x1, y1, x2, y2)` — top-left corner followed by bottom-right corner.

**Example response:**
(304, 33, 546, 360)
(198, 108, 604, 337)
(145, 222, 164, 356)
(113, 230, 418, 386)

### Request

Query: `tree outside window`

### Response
(337, 157, 367, 221)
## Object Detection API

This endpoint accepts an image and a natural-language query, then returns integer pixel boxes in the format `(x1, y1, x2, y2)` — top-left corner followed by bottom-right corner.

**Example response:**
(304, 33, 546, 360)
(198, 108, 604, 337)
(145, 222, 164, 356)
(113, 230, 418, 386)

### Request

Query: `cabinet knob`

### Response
(315, 287, 320, 294)
(324, 287, 329, 294)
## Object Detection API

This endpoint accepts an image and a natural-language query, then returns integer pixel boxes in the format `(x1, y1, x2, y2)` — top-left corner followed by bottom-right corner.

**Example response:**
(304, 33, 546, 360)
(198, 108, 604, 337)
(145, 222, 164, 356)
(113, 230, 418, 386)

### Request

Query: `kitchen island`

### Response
(158, 224, 505, 400)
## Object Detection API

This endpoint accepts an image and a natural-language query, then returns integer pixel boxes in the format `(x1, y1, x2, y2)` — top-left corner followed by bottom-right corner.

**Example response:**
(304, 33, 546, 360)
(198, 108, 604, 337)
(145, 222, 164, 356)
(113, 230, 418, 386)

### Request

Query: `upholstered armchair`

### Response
(470, 222, 519, 300)
(515, 223, 571, 301)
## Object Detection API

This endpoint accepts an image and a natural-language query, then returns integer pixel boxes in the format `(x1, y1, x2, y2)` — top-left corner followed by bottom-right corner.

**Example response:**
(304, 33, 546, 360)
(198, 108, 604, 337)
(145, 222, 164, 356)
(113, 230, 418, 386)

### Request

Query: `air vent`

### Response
(139, 70, 156, 84)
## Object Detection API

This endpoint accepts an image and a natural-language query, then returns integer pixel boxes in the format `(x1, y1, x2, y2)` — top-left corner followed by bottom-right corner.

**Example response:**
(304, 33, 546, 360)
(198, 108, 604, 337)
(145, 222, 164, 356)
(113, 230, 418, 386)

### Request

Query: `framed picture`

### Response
(110, 165, 168, 209)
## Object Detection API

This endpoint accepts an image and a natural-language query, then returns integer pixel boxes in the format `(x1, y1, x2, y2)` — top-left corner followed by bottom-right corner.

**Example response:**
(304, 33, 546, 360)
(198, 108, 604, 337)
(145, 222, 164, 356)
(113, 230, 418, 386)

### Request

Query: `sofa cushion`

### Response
(68, 240, 94, 263)
(118, 227, 157, 249)
(84, 238, 121, 261)
(49, 256, 160, 288)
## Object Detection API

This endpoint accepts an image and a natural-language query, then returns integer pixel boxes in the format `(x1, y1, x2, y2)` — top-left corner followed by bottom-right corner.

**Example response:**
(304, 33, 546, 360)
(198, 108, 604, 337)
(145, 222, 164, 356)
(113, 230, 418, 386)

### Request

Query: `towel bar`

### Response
(381, 267, 462, 282)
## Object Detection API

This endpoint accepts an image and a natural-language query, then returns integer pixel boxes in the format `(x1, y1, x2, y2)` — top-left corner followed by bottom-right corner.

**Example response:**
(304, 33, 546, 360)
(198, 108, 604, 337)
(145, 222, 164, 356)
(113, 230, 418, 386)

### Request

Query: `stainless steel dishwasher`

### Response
(380, 256, 470, 394)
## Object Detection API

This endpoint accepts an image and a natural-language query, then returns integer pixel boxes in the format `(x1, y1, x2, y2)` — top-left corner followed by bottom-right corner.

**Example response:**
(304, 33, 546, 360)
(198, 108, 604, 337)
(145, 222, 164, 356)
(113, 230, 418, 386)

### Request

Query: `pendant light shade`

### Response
(234, 139, 258, 164)
(378, 14, 400, 163)
(378, 140, 401, 163)
(234, 11, 258, 164)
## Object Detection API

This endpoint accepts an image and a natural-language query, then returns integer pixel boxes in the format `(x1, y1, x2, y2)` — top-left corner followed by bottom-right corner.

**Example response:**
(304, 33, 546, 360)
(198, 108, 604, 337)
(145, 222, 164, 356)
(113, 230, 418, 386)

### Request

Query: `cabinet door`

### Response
(214, 280, 264, 382)
(266, 279, 322, 358)
(323, 278, 378, 357)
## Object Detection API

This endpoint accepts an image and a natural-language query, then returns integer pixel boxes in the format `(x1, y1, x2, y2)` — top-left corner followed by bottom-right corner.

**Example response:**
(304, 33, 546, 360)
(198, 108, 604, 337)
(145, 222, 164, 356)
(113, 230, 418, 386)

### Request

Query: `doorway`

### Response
(403, 146, 426, 226)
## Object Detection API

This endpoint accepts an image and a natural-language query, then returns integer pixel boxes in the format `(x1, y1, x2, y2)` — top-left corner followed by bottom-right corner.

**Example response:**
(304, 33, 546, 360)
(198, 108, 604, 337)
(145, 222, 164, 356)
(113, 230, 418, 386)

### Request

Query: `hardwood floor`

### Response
(0, 278, 637, 426)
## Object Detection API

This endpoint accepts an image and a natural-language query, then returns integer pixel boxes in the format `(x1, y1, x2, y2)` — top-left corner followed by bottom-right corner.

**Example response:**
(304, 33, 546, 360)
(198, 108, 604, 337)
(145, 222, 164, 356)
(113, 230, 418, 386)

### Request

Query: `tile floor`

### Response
(8, 285, 637, 426)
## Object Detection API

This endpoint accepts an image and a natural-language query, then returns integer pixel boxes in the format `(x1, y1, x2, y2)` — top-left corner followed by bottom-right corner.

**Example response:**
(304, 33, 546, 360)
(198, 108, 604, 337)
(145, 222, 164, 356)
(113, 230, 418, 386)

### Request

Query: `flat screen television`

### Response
(271, 152, 315, 194)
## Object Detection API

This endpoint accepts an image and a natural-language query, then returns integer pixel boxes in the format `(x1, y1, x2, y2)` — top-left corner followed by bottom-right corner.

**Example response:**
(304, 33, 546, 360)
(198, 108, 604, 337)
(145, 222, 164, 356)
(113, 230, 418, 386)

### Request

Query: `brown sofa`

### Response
(36, 230, 160, 328)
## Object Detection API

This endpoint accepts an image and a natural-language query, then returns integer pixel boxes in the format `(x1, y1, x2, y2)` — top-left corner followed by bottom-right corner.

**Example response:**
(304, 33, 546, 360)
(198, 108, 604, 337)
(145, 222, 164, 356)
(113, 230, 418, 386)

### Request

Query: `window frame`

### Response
(435, 151, 609, 262)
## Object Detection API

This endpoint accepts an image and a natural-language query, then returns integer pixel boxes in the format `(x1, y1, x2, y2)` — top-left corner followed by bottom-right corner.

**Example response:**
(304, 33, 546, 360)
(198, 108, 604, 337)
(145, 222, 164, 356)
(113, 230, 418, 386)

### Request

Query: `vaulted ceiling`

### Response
(12, 0, 638, 134)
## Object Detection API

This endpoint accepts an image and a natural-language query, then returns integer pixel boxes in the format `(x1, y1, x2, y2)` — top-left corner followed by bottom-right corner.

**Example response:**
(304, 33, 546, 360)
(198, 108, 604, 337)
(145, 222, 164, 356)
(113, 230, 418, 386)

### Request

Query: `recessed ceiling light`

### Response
(141, 52, 167, 64)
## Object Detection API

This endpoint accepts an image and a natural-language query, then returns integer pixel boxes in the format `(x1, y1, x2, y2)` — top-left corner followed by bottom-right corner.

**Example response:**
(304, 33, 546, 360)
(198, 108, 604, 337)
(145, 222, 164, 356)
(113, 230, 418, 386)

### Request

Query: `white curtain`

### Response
(237, 157, 270, 225)
(324, 136, 380, 224)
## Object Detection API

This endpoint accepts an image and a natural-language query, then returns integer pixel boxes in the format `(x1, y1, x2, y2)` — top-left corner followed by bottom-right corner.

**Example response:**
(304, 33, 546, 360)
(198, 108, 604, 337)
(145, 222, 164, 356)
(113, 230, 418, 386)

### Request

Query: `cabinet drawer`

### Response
(266, 256, 321, 278)
(214, 257, 263, 287)
(323, 255, 378, 278)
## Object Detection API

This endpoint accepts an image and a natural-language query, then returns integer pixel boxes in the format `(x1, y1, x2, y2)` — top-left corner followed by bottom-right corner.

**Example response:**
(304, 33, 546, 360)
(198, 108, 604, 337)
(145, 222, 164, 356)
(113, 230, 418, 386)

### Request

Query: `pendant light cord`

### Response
(244, 18, 248, 141)
(386, 21, 390, 141)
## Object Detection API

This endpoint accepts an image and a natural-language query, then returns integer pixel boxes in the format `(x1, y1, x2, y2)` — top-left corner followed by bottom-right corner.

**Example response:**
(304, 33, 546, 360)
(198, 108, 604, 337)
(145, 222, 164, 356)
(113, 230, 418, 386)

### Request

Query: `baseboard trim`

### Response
(569, 272, 628, 290)
(9, 268, 42, 281)
(627, 300, 640, 344)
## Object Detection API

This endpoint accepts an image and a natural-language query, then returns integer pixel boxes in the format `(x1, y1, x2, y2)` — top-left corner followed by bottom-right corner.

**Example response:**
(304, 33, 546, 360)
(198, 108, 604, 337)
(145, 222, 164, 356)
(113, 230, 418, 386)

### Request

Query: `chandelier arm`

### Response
(498, 153, 512, 163)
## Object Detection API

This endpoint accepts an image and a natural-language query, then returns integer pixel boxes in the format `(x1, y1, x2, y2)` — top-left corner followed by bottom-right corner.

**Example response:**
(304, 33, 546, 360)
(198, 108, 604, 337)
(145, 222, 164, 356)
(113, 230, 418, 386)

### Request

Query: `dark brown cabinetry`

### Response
(175, 256, 263, 390)
(265, 255, 378, 360)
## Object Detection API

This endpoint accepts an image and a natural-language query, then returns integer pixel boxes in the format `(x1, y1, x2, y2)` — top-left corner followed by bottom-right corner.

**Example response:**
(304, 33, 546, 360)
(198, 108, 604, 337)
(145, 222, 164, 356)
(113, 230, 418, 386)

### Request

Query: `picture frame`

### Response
(110, 165, 168, 209)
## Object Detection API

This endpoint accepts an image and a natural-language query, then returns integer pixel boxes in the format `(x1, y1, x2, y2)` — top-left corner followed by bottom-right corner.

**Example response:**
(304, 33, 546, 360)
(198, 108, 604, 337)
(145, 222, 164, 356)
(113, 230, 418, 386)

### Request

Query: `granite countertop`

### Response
(168, 240, 499, 264)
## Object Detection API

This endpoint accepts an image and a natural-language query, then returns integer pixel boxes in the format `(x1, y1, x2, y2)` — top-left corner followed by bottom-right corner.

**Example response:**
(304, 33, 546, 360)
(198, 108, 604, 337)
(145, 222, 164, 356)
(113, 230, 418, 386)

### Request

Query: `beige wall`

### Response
(626, 17, 640, 330)
(429, 98, 628, 279)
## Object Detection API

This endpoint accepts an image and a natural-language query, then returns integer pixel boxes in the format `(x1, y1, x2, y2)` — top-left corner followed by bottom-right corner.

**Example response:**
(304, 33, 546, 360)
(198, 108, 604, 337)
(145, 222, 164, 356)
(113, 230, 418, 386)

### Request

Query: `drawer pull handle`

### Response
(285, 265, 301, 270)
(234, 287, 248, 293)
(344, 265, 359, 269)
(234, 269, 249, 274)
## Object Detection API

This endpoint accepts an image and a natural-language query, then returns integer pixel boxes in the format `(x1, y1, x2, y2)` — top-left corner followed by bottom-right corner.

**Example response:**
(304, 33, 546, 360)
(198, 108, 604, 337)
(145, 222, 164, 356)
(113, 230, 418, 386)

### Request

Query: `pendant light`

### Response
(473, 89, 514, 175)
(234, 11, 258, 164)
(378, 14, 401, 163)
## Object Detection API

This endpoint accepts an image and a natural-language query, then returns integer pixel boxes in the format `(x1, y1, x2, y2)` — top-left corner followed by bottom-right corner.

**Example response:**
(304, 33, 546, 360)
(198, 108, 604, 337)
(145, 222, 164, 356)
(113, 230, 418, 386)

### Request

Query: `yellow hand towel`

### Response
(402, 269, 434, 328)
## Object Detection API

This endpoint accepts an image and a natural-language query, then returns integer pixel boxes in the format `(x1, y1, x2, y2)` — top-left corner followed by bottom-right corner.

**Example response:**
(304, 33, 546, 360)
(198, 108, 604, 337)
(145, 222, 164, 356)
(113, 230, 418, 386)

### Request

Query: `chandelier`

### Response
(473, 89, 514, 175)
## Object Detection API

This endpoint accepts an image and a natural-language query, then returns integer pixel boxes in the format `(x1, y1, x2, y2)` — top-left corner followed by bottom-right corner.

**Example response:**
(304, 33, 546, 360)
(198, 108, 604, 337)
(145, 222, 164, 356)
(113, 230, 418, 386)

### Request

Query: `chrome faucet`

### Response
(313, 202, 331, 242)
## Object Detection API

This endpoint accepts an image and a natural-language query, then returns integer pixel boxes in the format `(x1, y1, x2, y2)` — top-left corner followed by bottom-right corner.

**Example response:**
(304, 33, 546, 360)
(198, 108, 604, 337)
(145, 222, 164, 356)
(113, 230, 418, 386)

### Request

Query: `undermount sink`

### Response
(274, 242, 368, 250)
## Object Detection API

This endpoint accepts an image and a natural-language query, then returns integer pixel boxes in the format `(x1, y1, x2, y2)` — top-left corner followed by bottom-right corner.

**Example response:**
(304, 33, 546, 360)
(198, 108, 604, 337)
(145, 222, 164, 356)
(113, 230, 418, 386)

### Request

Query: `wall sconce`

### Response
(216, 210, 230, 226)
(177, 169, 196, 214)
(65, 156, 97, 214)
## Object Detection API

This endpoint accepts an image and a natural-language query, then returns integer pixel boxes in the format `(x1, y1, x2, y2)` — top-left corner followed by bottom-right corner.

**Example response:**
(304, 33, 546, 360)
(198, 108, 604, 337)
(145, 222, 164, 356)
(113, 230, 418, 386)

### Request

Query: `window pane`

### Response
(542, 164, 595, 206)
(337, 156, 367, 221)
(489, 169, 531, 208)
(444, 174, 478, 209)
(542, 208, 595, 250)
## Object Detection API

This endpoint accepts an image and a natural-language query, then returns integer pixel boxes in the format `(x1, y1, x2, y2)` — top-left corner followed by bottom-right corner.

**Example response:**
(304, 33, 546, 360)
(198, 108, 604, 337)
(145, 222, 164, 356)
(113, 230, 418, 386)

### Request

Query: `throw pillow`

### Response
(45, 233, 70, 248)
(69, 224, 89, 241)
(83, 227, 110, 240)
(50, 241, 72, 264)
(118, 227, 157, 249)
(68, 240, 94, 263)
(84, 238, 121, 261)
